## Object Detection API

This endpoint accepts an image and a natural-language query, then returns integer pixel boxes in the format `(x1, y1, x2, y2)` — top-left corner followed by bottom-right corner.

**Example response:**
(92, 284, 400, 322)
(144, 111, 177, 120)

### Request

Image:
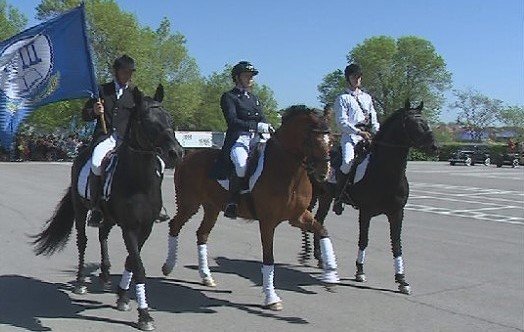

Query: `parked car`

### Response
(449, 149, 491, 166)
(496, 153, 520, 168)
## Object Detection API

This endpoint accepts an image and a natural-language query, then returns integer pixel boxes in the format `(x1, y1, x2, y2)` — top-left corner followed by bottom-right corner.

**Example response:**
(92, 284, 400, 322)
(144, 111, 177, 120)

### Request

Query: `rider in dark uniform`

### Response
(220, 61, 270, 219)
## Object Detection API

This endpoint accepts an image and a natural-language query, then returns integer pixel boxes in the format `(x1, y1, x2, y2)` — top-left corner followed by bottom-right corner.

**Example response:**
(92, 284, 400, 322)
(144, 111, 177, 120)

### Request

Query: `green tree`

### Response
(318, 36, 452, 122)
(0, 0, 27, 40)
(498, 105, 524, 128)
(194, 65, 279, 131)
(451, 88, 503, 142)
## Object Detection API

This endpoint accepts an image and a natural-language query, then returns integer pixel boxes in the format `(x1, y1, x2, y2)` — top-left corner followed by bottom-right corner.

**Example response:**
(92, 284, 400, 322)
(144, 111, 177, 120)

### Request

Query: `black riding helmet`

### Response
(231, 61, 259, 81)
(113, 54, 136, 71)
(344, 63, 362, 81)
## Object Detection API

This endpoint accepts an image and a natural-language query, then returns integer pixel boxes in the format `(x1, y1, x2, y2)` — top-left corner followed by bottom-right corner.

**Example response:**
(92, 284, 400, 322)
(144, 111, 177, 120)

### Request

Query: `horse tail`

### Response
(32, 188, 75, 256)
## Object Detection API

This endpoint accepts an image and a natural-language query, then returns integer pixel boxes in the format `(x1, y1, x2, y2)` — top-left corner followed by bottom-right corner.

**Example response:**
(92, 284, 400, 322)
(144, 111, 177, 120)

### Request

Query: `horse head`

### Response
(279, 105, 331, 182)
(401, 100, 438, 155)
(129, 85, 184, 167)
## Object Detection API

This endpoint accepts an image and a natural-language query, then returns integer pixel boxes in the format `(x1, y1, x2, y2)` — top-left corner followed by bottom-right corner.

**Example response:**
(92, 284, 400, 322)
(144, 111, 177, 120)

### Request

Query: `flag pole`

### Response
(98, 98, 107, 134)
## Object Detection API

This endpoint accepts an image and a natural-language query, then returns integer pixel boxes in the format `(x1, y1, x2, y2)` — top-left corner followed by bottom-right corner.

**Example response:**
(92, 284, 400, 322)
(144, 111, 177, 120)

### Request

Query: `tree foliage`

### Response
(451, 88, 503, 142)
(318, 36, 452, 122)
(0, 0, 27, 40)
(498, 105, 524, 129)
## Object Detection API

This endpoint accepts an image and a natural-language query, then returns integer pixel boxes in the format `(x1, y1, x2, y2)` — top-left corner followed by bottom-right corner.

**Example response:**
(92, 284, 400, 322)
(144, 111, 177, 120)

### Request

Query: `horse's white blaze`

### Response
(394, 256, 404, 274)
(165, 235, 179, 269)
(262, 265, 281, 305)
(357, 249, 366, 264)
(198, 244, 211, 278)
(136, 283, 148, 309)
(323, 134, 330, 147)
(119, 269, 133, 290)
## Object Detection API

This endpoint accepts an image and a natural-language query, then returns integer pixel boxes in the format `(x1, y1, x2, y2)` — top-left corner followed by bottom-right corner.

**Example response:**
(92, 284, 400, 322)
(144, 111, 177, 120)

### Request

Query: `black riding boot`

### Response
(87, 172, 104, 227)
(224, 175, 243, 219)
(332, 170, 350, 216)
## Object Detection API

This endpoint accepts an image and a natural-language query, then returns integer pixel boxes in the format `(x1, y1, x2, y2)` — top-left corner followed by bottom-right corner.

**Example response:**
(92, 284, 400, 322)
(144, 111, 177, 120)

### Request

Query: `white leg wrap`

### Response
(261, 265, 281, 306)
(320, 237, 340, 283)
(198, 244, 211, 278)
(357, 249, 366, 264)
(135, 283, 148, 309)
(394, 256, 404, 274)
(164, 235, 179, 270)
(119, 270, 133, 290)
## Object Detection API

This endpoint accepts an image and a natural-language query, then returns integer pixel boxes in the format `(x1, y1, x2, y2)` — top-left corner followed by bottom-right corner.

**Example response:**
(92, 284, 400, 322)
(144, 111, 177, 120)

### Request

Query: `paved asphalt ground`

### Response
(0, 161, 522, 332)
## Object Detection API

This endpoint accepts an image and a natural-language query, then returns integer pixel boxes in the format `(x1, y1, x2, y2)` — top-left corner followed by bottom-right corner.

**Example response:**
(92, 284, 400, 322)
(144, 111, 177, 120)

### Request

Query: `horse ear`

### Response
(133, 86, 144, 105)
(154, 83, 164, 103)
(404, 99, 410, 110)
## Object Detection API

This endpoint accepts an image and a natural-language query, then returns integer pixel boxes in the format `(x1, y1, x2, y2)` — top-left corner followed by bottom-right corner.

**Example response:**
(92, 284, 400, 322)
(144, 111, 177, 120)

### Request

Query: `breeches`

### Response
(230, 142, 250, 178)
(91, 134, 118, 176)
(340, 140, 356, 174)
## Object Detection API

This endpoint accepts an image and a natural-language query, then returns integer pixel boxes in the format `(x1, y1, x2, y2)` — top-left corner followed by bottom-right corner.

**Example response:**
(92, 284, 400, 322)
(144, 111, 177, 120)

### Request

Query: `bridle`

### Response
(128, 105, 174, 156)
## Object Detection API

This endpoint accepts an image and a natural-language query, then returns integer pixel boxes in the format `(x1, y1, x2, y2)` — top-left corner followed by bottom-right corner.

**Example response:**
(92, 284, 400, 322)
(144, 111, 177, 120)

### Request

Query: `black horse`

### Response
(300, 100, 437, 294)
(32, 86, 183, 330)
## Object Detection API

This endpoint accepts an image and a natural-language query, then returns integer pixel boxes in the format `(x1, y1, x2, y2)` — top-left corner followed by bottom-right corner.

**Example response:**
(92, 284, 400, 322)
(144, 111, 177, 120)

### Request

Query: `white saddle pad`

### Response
(327, 154, 370, 185)
(218, 144, 267, 193)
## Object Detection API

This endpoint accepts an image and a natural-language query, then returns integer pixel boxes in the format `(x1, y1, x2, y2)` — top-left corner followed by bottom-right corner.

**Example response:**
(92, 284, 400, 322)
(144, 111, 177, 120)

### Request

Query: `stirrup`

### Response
(332, 199, 344, 215)
(224, 203, 238, 219)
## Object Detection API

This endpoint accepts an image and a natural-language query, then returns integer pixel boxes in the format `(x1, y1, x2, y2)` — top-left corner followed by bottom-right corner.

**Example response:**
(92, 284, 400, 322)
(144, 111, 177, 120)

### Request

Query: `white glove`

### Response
(257, 122, 270, 133)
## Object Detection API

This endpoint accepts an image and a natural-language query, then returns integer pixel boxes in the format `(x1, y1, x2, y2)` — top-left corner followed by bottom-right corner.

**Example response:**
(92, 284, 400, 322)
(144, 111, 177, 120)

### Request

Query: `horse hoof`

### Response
(116, 300, 131, 312)
(322, 270, 340, 284)
(355, 273, 367, 282)
(137, 321, 155, 331)
(73, 285, 87, 295)
(202, 277, 216, 287)
(161, 263, 173, 276)
(399, 284, 411, 295)
(264, 301, 283, 311)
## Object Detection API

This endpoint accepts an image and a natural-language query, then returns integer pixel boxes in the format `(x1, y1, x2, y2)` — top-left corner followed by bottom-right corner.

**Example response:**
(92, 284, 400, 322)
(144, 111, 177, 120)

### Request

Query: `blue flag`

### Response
(0, 4, 98, 150)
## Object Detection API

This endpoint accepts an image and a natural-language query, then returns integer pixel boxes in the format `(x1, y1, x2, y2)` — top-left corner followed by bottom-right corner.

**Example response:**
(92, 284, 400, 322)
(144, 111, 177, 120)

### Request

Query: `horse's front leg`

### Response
(195, 204, 220, 287)
(259, 221, 283, 311)
(355, 209, 371, 282)
(289, 210, 339, 284)
(313, 189, 334, 267)
(387, 209, 411, 295)
(119, 226, 155, 331)
(98, 223, 114, 290)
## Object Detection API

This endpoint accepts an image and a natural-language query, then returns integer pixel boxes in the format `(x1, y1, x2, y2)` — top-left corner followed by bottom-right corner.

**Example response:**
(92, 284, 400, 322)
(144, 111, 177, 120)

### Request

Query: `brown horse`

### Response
(161, 105, 339, 310)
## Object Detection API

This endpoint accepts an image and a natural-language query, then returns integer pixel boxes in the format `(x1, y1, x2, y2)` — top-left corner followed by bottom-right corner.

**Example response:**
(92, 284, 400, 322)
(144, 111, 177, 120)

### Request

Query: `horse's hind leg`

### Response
(73, 206, 88, 295)
(387, 209, 411, 294)
(98, 223, 114, 290)
(195, 204, 220, 287)
(162, 199, 200, 276)
(289, 210, 339, 284)
(355, 210, 371, 282)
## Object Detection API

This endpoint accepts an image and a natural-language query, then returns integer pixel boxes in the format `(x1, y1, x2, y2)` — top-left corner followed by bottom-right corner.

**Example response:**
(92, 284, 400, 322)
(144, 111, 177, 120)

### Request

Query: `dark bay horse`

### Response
(161, 105, 339, 311)
(300, 101, 437, 294)
(32, 86, 183, 331)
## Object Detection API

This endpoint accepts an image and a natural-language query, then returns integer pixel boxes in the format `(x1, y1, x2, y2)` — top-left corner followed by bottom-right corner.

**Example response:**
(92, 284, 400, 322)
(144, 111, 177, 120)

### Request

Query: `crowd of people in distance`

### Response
(0, 133, 88, 162)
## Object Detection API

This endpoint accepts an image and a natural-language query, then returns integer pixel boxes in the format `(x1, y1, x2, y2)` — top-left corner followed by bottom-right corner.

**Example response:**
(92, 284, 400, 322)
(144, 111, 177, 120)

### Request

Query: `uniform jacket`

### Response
(212, 87, 267, 179)
(82, 81, 137, 145)
(334, 88, 380, 145)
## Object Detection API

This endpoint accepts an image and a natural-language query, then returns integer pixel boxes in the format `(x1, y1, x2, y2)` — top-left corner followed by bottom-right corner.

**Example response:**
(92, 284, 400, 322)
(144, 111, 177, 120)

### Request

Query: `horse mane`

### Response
(373, 106, 405, 142)
(281, 105, 324, 125)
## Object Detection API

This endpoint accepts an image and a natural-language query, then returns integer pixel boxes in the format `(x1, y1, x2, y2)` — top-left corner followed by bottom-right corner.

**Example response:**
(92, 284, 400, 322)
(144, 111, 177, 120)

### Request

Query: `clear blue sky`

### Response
(13, 0, 524, 123)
